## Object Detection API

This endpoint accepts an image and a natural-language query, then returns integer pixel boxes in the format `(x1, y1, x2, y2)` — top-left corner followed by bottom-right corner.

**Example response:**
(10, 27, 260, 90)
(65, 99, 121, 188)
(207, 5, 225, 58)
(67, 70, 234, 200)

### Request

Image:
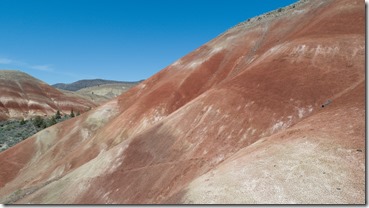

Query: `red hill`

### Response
(0, 70, 97, 120)
(0, 0, 364, 204)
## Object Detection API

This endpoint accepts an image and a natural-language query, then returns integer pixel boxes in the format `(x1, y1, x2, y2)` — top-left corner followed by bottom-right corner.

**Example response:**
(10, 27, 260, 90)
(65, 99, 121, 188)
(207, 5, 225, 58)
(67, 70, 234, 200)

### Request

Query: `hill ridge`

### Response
(53, 78, 143, 91)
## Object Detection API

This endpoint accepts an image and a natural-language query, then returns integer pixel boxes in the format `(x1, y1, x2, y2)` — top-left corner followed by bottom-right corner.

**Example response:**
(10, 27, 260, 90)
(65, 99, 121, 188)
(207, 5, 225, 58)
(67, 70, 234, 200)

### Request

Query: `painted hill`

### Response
(0, 0, 364, 204)
(0, 70, 97, 120)
(52, 79, 142, 92)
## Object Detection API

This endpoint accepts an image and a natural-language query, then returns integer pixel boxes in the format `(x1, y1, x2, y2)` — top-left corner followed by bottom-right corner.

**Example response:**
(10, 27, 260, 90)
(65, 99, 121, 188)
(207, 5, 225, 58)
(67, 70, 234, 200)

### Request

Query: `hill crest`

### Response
(53, 79, 143, 91)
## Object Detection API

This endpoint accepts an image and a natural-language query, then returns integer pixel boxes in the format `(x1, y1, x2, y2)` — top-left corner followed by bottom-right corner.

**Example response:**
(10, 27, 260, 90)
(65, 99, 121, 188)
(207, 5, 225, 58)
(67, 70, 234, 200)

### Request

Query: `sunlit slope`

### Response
(0, 0, 364, 204)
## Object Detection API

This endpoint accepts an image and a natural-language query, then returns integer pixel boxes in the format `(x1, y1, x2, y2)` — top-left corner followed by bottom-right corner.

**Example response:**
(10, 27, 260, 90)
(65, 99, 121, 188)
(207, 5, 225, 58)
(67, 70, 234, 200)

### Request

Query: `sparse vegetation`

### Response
(70, 109, 75, 118)
(227, 0, 309, 33)
(0, 119, 37, 152)
(55, 110, 61, 119)
(48, 116, 57, 126)
(32, 116, 45, 128)
(19, 118, 26, 125)
(0, 111, 81, 152)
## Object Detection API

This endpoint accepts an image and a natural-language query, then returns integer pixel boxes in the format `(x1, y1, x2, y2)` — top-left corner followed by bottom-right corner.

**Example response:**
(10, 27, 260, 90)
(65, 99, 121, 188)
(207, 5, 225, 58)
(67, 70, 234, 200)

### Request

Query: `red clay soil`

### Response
(0, 70, 97, 120)
(0, 0, 364, 204)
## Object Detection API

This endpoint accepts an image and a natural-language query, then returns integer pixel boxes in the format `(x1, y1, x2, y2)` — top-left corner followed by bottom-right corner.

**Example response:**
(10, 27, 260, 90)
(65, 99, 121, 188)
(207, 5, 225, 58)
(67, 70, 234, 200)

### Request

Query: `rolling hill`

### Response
(52, 79, 142, 92)
(0, 0, 364, 204)
(0, 70, 97, 121)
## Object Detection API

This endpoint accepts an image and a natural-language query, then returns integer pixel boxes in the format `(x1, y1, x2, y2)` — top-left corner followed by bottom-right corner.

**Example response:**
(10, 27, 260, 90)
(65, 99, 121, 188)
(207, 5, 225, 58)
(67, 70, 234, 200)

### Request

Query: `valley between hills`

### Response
(0, 71, 140, 151)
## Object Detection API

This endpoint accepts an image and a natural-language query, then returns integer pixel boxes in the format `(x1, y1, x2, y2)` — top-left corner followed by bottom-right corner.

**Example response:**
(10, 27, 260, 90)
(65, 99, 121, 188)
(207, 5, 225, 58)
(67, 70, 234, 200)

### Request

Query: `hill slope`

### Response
(75, 83, 139, 104)
(0, 0, 364, 204)
(0, 70, 97, 120)
(52, 79, 141, 91)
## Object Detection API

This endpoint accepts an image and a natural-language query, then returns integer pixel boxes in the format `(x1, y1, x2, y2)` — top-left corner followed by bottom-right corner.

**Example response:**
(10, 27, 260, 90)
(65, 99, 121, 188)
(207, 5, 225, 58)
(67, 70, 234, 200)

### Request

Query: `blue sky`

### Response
(0, 0, 297, 84)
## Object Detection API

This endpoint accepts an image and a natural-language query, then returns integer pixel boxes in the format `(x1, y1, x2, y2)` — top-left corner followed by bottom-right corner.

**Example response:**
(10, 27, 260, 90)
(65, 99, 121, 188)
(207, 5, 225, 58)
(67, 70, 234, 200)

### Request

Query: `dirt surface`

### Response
(0, 0, 364, 204)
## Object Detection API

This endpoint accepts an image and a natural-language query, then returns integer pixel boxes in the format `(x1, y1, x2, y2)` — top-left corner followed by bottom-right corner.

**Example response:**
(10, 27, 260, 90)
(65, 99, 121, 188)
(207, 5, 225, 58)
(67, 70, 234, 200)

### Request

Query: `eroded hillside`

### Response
(0, 0, 364, 204)
(0, 70, 97, 120)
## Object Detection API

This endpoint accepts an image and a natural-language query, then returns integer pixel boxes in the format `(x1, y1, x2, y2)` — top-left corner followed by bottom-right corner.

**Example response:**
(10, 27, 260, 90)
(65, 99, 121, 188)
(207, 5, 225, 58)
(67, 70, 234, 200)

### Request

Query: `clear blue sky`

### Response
(0, 0, 297, 84)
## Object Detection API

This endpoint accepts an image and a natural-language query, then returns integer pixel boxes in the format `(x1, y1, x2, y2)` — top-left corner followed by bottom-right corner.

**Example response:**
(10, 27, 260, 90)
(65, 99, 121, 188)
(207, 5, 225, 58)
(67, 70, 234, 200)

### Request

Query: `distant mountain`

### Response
(52, 79, 143, 91)
(0, 70, 97, 121)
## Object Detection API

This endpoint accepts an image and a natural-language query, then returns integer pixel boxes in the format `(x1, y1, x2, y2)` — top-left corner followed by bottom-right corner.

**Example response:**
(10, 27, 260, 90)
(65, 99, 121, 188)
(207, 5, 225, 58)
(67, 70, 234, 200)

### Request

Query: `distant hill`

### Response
(52, 79, 143, 91)
(0, 70, 97, 121)
(75, 83, 138, 104)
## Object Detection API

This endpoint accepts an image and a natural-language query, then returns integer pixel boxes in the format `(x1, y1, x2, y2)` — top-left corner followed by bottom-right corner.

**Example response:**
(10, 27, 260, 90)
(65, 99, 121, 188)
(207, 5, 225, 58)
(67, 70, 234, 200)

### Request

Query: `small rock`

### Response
(337, 188, 341, 190)
(357, 149, 362, 152)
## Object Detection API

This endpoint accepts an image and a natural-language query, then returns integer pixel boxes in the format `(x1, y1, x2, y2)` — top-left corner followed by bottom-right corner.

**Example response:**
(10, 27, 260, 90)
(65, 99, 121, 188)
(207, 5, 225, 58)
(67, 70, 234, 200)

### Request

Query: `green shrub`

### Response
(33, 116, 45, 128)
(20, 119, 26, 125)
(70, 109, 75, 118)
(48, 116, 57, 126)
(0, 113, 76, 152)
(55, 110, 61, 119)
